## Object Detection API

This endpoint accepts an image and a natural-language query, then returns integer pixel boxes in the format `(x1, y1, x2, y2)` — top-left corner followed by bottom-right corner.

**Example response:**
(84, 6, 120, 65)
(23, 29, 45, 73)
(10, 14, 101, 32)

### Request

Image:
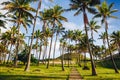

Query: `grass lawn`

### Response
(77, 63, 120, 80)
(0, 64, 71, 80)
(0, 63, 120, 80)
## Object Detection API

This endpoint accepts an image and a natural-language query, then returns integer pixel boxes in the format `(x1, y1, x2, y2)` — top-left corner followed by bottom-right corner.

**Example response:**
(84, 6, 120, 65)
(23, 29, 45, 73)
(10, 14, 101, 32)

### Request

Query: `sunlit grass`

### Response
(0, 62, 120, 80)
(77, 62, 120, 80)
(0, 64, 71, 80)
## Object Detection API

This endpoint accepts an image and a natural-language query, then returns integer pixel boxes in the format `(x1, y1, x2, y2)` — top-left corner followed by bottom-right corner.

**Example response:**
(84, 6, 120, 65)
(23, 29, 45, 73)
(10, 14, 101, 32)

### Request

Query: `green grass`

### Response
(0, 62, 120, 80)
(77, 62, 120, 80)
(0, 64, 71, 80)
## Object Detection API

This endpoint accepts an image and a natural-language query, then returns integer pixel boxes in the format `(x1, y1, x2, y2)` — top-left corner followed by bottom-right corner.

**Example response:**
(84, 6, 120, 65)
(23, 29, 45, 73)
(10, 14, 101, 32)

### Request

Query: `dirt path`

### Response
(68, 68, 83, 80)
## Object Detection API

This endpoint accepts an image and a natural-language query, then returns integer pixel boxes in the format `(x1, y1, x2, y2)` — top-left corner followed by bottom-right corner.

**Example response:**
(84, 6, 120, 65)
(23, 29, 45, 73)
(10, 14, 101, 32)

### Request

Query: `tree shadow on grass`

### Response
(0, 74, 68, 80)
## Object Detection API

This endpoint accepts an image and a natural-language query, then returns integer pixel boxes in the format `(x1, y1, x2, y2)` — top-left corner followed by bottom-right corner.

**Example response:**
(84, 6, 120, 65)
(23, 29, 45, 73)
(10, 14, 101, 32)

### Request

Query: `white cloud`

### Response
(63, 22, 83, 30)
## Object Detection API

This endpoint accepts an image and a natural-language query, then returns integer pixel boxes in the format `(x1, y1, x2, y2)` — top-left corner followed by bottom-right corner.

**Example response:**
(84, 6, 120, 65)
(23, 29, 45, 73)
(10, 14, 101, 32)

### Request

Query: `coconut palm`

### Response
(94, 1, 119, 73)
(6, 26, 18, 63)
(60, 38, 67, 71)
(64, 30, 74, 67)
(2, 0, 37, 67)
(52, 26, 65, 66)
(42, 28, 52, 64)
(110, 31, 120, 56)
(34, 30, 41, 58)
(68, 0, 100, 75)
(46, 5, 67, 69)
(72, 30, 84, 66)
(24, 0, 41, 71)
(88, 20, 100, 61)
(99, 32, 107, 58)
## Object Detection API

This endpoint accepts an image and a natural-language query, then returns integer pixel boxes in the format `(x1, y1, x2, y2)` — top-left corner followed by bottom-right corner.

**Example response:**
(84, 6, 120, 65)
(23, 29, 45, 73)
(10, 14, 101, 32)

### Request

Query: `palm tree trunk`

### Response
(38, 45, 42, 65)
(83, 8, 97, 75)
(61, 46, 65, 71)
(46, 20, 55, 69)
(53, 33, 58, 66)
(43, 45, 47, 64)
(24, 0, 42, 71)
(35, 38, 38, 58)
(84, 52, 87, 67)
(7, 44, 12, 64)
(14, 26, 20, 67)
(103, 40, 107, 59)
(105, 20, 119, 73)
(91, 30, 97, 67)
(46, 35, 53, 69)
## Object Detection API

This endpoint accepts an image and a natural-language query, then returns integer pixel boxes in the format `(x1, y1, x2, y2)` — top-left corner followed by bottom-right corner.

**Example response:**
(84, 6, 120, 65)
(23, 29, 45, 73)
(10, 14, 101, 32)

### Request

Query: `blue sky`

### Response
(32, 0, 120, 45)
(0, 0, 120, 58)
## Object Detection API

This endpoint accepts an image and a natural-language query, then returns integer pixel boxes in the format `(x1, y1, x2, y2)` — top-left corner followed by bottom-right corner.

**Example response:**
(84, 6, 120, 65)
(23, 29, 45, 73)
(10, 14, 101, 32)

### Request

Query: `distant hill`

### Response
(56, 53, 85, 61)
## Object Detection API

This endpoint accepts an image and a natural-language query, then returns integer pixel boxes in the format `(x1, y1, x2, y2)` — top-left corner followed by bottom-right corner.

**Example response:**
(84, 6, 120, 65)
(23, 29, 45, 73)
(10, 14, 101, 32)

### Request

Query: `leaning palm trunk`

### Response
(46, 35, 53, 69)
(24, 0, 42, 71)
(35, 38, 39, 58)
(46, 21, 55, 69)
(53, 33, 58, 66)
(104, 19, 119, 73)
(83, 8, 97, 75)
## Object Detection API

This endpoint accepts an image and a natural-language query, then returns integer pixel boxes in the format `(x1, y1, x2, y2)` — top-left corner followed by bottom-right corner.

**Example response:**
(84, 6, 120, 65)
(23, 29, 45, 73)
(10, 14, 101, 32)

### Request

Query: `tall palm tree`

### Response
(34, 30, 41, 58)
(7, 26, 18, 63)
(46, 5, 67, 69)
(110, 31, 120, 56)
(88, 20, 100, 61)
(94, 1, 119, 73)
(60, 38, 67, 71)
(99, 32, 107, 58)
(42, 28, 52, 64)
(68, 0, 100, 75)
(65, 30, 73, 67)
(2, 0, 36, 67)
(24, 0, 41, 71)
(52, 26, 65, 66)
(73, 30, 84, 66)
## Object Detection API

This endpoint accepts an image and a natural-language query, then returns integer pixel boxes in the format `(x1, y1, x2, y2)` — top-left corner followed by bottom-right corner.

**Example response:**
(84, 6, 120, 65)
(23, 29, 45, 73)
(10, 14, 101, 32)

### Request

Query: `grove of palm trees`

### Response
(0, 0, 120, 80)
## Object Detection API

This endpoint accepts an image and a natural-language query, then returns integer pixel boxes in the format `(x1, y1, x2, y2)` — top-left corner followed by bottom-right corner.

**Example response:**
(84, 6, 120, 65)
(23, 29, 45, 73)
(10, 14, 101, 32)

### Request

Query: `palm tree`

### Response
(88, 20, 100, 62)
(42, 28, 52, 64)
(60, 38, 67, 71)
(24, 0, 41, 71)
(46, 5, 67, 69)
(7, 26, 18, 63)
(94, 1, 119, 73)
(68, 0, 100, 75)
(34, 30, 41, 58)
(99, 32, 107, 58)
(73, 30, 84, 66)
(65, 30, 73, 67)
(0, 31, 11, 63)
(110, 31, 120, 56)
(52, 26, 65, 66)
(2, 0, 36, 67)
